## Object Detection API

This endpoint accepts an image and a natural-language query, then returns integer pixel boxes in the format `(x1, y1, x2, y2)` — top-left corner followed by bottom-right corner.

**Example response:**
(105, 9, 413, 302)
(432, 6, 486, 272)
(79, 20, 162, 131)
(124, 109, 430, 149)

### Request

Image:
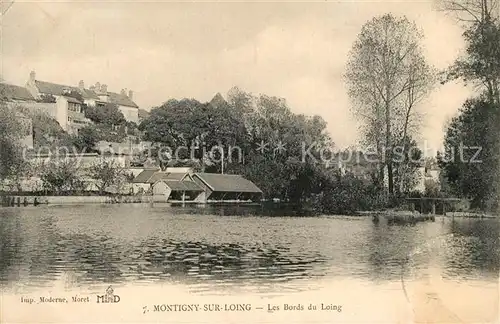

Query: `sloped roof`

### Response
(148, 172, 187, 184)
(108, 91, 139, 108)
(161, 180, 203, 191)
(194, 173, 262, 193)
(35, 80, 100, 100)
(0, 83, 35, 101)
(133, 170, 189, 184)
(132, 169, 159, 183)
(64, 96, 83, 104)
(138, 108, 150, 119)
(209, 92, 227, 108)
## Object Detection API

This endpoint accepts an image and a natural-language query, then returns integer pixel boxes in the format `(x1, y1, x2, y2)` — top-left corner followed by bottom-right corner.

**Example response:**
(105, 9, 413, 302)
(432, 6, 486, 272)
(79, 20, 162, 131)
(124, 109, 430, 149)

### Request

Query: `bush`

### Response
(315, 174, 371, 215)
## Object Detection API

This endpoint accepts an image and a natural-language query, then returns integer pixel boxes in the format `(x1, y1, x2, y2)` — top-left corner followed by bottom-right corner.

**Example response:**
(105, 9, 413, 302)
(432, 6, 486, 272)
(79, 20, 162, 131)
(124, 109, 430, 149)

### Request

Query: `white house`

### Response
(25, 71, 140, 130)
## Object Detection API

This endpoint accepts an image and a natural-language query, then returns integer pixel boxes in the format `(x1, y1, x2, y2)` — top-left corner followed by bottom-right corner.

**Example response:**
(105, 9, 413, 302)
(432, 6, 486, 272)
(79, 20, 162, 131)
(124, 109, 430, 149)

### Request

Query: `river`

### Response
(0, 204, 498, 323)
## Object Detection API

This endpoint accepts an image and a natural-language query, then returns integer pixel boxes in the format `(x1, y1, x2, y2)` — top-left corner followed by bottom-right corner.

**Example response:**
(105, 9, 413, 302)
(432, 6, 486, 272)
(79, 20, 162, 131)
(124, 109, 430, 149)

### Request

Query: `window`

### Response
(20, 121, 32, 136)
(68, 102, 81, 113)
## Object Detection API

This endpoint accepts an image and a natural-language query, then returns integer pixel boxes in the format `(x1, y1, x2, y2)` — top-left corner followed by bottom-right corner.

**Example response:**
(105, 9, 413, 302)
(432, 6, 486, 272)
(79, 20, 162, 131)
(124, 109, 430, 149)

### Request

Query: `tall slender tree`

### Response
(344, 14, 435, 195)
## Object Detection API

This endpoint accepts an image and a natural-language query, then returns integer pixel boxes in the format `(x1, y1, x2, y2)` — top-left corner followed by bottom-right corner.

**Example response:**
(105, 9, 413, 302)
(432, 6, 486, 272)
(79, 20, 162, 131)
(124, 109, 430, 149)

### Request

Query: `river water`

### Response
(0, 204, 499, 323)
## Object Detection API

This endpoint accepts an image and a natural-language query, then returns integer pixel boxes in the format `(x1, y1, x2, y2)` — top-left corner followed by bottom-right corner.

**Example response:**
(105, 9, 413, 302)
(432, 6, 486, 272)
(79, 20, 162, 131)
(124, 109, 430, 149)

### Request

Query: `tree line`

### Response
(438, 0, 500, 211)
(7, 7, 490, 213)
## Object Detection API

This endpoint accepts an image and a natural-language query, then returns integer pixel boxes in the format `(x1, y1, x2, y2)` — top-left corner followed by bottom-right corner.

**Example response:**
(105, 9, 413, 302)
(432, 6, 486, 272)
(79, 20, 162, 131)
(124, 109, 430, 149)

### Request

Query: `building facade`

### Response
(25, 71, 140, 133)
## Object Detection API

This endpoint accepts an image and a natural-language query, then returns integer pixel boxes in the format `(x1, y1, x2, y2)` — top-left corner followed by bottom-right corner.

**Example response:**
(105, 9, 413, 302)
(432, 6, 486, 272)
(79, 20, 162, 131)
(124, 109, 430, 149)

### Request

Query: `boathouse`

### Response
(151, 178, 204, 202)
(132, 168, 263, 203)
(192, 173, 263, 202)
(132, 168, 192, 194)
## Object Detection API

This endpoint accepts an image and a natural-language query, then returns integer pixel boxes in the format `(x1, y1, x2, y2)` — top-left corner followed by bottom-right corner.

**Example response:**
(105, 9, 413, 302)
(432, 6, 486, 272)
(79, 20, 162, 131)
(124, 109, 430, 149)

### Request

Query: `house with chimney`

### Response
(25, 71, 140, 134)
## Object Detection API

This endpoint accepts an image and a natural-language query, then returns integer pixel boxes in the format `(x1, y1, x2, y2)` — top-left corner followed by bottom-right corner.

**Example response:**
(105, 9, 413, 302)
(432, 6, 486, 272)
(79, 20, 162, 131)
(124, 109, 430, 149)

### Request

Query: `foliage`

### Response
(315, 173, 377, 214)
(445, 18, 500, 105)
(392, 138, 423, 195)
(344, 13, 435, 195)
(85, 103, 126, 126)
(139, 89, 367, 210)
(0, 103, 25, 181)
(38, 94, 56, 103)
(68, 126, 100, 153)
(87, 159, 126, 194)
(14, 105, 69, 149)
(139, 97, 249, 170)
(424, 178, 441, 197)
(439, 97, 500, 210)
(439, 13, 500, 211)
(40, 159, 84, 194)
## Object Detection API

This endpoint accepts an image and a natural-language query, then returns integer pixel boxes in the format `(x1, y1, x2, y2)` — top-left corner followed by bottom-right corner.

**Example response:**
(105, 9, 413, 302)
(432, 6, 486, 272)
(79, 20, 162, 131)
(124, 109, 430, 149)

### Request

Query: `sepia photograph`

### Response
(0, 0, 499, 323)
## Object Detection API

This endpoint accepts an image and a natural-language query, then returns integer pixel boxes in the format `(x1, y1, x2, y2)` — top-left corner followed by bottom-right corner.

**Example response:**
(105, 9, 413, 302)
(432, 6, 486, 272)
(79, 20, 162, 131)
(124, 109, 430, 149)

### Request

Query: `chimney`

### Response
(95, 82, 101, 92)
(78, 80, 84, 91)
(128, 90, 133, 100)
(121, 88, 126, 96)
(30, 71, 36, 82)
(101, 84, 107, 93)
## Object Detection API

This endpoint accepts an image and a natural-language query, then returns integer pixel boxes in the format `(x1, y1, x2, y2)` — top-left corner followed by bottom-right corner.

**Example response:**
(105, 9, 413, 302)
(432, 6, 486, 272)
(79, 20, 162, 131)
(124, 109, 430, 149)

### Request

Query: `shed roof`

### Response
(148, 172, 187, 184)
(132, 169, 160, 183)
(161, 180, 203, 191)
(193, 173, 262, 193)
(132, 170, 189, 184)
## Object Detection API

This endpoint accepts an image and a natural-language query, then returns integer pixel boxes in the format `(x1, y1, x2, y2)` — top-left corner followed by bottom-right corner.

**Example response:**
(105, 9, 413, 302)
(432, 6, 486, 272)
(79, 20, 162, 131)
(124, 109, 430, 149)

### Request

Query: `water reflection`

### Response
(441, 219, 500, 280)
(0, 205, 498, 293)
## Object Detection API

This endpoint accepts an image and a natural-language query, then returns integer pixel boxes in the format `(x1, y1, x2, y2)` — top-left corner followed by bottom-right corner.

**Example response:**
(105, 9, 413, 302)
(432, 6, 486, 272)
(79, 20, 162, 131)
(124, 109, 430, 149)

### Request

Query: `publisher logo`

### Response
(96, 286, 121, 304)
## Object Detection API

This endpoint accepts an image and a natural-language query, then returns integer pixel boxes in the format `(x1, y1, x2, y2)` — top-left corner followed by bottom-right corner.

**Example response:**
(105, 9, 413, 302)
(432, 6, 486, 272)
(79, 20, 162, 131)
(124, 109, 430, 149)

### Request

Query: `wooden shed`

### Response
(192, 173, 263, 202)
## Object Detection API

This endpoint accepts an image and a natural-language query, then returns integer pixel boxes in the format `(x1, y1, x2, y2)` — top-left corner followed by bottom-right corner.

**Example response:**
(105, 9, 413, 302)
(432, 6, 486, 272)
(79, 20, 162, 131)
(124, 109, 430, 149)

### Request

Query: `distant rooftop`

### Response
(0, 82, 34, 101)
(209, 92, 227, 108)
(35, 80, 99, 100)
(31, 73, 139, 108)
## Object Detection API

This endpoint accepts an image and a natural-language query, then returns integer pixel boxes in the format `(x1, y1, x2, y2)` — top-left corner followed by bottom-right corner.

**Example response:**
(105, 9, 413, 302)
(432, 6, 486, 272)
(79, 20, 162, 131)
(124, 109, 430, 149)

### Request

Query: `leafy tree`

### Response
(87, 159, 126, 195)
(445, 19, 500, 105)
(68, 126, 100, 153)
(438, 6, 500, 211)
(141, 88, 390, 212)
(439, 97, 500, 209)
(139, 98, 249, 171)
(0, 103, 24, 181)
(344, 13, 435, 195)
(14, 105, 67, 149)
(85, 103, 126, 126)
(40, 159, 82, 194)
(317, 173, 371, 215)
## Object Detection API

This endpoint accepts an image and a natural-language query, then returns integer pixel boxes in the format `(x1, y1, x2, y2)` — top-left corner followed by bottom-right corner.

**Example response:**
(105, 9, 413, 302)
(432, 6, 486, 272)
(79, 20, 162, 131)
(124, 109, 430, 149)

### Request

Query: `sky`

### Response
(1, 0, 475, 151)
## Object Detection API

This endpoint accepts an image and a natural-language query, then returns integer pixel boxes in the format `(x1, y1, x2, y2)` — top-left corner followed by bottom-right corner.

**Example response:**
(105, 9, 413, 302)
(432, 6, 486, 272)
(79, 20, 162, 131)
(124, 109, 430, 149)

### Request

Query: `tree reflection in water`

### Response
(0, 208, 327, 289)
(1, 206, 498, 293)
(443, 219, 500, 280)
(60, 236, 327, 286)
